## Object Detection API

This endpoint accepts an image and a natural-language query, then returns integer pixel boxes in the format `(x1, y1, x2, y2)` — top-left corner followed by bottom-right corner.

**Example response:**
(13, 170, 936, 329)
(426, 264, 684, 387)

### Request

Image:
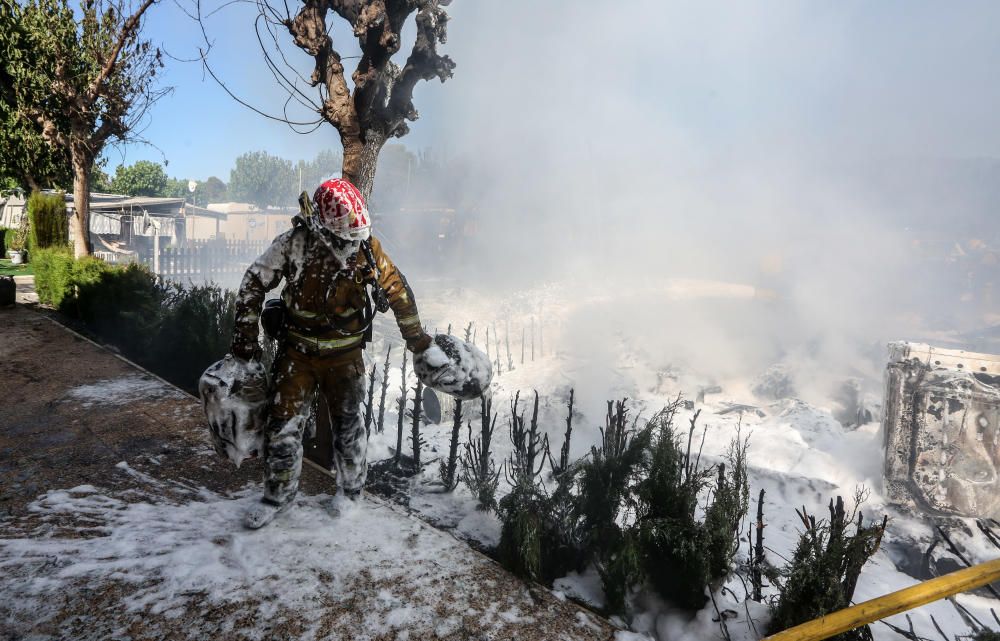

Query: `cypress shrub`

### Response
(3, 227, 19, 256)
(149, 283, 236, 389)
(32, 247, 76, 307)
(767, 494, 886, 641)
(72, 262, 162, 357)
(634, 410, 750, 610)
(34, 250, 238, 391)
(27, 191, 68, 251)
(575, 400, 653, 614)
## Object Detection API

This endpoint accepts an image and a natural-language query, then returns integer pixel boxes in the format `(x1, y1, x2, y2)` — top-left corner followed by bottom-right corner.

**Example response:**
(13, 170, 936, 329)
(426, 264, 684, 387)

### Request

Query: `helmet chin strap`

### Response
(310, 218, 360, 269)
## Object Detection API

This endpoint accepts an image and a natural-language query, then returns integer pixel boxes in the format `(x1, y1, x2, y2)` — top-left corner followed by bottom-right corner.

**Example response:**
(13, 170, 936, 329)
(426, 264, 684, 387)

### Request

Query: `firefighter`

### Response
(230, 178, 432, 529)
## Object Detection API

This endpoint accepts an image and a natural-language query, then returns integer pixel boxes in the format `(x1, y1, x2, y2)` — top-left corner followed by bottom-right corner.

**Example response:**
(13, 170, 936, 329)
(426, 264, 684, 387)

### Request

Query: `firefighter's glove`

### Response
(231, 336, 262, 362)
(406, 332, 433, 354)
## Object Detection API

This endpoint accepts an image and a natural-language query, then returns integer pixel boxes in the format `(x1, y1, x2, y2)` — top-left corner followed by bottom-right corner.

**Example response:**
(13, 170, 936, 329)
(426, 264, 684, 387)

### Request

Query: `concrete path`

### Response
(13, 275, 36, 305)
(0, 303, 615, 641)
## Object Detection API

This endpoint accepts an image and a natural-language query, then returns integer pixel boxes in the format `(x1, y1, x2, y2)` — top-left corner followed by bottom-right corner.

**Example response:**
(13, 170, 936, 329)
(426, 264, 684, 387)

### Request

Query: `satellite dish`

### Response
(188, 180, 197, 193)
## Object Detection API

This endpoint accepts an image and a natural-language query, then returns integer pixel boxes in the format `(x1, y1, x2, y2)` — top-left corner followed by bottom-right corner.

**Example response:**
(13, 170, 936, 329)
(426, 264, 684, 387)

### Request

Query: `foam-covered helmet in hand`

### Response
(199, 354, 269, 467)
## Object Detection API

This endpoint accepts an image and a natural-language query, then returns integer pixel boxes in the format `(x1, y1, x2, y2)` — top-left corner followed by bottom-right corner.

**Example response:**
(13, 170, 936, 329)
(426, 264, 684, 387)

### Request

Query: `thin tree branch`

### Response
(200, 53, 323, 126)
(87, 0, 158, 103)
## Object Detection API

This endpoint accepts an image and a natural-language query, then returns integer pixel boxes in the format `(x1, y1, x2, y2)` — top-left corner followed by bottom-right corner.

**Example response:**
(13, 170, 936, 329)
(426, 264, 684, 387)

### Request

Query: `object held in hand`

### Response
(199, 354, 269, 467)
(412, 334, 493, 400)
(407, 333, 433, 353)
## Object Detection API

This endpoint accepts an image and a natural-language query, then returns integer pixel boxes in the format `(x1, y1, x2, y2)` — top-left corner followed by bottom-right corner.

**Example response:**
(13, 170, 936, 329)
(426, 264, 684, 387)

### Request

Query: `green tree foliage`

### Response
(110, 160, 169, 196)
(90, 166, 113, 193)
(295, 150, 342, 196)
(0, 2, 72, 192)
(228, 151, 296, 209)
(194, 176, 227, 205)
(1, 0, 167, 256)
(148, 283, 236, 387)
(162, 177, 189, 199)
(27, 191, 69, 250)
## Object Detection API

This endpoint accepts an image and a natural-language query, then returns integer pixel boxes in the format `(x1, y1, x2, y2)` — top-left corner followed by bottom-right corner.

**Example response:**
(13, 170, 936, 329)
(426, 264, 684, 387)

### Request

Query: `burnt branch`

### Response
(394, 347, 408, 466)
(363, 360, 377, 436)
(375, 346, 392, 433)
(504, 391, 549, 489)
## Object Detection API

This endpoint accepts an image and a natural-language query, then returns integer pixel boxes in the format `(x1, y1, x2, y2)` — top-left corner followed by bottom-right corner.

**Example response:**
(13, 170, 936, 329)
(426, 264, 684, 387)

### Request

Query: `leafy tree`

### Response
(0, 4, 72, 192)
(163, 177, 190, 199)
(91, 166, 113, 193)
(294, 150, 343, 197)
(194, 176, 227, 205)
(110, 160, 169, 196)
(2, 0, 169, 257)
(228, 151, 295, 209)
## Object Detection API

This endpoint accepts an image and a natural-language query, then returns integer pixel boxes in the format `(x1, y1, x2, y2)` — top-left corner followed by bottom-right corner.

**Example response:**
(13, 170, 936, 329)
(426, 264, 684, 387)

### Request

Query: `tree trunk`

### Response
(341, 129, 387, 203)
(71, 157, 92, 257)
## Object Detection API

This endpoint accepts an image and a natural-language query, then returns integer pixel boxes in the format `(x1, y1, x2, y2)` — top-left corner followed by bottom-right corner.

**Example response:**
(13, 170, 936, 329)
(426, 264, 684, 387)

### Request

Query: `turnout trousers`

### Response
(264, 344, 367, 505)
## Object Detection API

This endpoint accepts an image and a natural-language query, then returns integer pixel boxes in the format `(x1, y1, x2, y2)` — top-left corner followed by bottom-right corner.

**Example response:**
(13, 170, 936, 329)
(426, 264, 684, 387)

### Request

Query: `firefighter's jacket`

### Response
(232, 214, 423, 361)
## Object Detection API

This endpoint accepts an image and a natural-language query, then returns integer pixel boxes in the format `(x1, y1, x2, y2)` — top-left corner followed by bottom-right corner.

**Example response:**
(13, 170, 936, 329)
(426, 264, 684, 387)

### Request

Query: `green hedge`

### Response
(27, 191, 69, 251)
(0, 227, 9, 256)
(34, 250, 235, 391)
(32, 247, 77, 307)
(3, 227, 17, 256)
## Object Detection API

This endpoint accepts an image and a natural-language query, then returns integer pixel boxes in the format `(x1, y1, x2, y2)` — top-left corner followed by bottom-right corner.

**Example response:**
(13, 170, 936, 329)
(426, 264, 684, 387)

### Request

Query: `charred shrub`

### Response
(634, 406, 750, 610)
(497, 392, 550, 580)
(487, 393, 752, 618)
(497, 483, 547, 580)
(575, 399, 653, 614)
(496, 391, 584, 585)
(767, 492, 886, 641)
(703, 431, 750, 580)
(460, 395, 501, 511)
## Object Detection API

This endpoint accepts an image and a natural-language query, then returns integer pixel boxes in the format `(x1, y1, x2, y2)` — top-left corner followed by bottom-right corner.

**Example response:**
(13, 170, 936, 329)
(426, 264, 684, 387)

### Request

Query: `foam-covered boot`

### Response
(325, 489, 362, 518)
(243, 499, 291, 530)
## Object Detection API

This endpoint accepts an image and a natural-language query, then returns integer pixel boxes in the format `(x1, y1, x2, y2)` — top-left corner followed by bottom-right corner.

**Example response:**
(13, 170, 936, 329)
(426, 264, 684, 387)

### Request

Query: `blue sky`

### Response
(116, 1, 1000, 182)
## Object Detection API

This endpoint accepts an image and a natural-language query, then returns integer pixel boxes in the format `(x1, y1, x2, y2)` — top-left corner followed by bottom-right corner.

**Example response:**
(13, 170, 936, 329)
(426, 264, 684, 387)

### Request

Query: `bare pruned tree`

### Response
(196, 0, 456, 201)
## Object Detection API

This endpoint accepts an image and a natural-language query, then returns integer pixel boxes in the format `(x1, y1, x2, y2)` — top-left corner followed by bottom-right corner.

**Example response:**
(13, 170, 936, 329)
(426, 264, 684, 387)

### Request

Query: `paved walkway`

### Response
(12, 275, 36, 305)
(0, 303, 615, 641)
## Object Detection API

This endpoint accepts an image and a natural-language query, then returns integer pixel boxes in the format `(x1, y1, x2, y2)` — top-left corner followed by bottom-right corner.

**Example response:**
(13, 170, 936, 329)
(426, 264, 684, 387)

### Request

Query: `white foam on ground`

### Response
(65, 375, 183, 407)
(0, 473, 549, 640)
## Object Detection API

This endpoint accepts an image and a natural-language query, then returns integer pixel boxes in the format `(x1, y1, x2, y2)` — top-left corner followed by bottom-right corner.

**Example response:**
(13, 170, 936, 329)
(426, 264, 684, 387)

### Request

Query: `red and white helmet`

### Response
(312, 178, 371, 241)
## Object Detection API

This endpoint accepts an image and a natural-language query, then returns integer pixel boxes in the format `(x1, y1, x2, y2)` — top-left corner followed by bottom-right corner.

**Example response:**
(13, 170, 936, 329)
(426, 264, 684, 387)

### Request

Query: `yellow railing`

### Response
(764, 558, 1000, 641)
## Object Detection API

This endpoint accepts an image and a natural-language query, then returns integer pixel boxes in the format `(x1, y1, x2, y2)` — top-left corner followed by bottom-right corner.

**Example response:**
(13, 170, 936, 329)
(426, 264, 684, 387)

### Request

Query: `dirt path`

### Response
(0, 304, 615, 641)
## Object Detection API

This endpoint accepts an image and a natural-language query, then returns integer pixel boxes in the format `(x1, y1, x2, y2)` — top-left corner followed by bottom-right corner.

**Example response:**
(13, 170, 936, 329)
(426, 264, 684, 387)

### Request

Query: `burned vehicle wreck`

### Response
(883, 342, 1000, 518)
